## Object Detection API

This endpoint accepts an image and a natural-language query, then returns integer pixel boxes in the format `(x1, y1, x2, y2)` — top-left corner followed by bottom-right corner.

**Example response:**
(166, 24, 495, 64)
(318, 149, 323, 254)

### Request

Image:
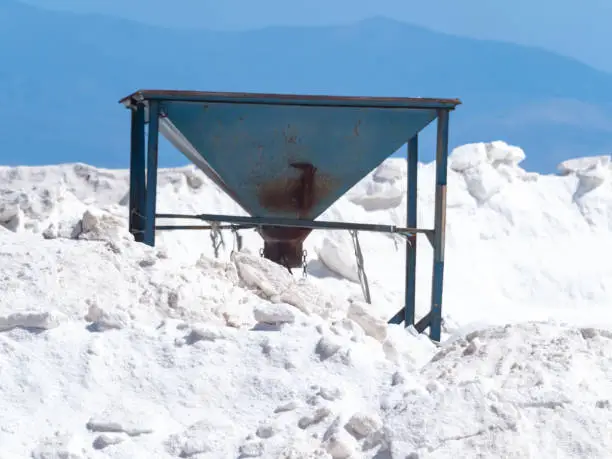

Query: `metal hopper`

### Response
(119, 90, 461, 341)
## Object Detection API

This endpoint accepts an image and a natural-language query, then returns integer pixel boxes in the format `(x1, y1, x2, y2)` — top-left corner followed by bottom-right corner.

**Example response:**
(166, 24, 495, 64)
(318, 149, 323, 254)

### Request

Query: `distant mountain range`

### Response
(2, 0, 612, 172)
(20, 0, 612, 74)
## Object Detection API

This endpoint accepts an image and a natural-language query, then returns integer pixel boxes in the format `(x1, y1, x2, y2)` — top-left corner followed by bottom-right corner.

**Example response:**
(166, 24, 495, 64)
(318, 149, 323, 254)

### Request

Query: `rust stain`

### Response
(257, 162, 337, 218)
(256, 161, 340, 269)
(354, 120, 361, 137)
(290, 162, 316, 211)
(260, 227, 311, 268)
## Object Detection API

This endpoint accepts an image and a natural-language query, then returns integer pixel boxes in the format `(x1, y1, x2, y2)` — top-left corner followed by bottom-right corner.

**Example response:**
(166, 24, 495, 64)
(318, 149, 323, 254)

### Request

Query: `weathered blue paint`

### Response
(129, 103, 146, 242)
(144, 101, 160, 246)
(430, 109, 450, 342)
(405, 135, 419, 328)
(162, 101, 438, 220)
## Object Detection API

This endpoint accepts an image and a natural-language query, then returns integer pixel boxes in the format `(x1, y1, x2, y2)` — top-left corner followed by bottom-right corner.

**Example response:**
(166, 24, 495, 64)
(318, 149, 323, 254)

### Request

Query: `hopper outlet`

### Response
(260, 226, 311, 268)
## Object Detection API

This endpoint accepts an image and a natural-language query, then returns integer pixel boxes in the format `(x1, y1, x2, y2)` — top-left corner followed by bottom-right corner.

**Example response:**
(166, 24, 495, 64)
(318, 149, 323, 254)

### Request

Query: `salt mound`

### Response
(0, 231, 261, 326)
(446, 141, 541, 205)
(373, 159, 406, 182)
(232, 251, 294, 298)
(486, 140, 526, 166)
(462, 162, 507, 203)
(449, 142, 489, 172)
(384, 322, 612, 458)
(2, 141, 612, 457)
(558, 155, 611, 175)
(0, 205, 23, 231)
(42, 208, 132, 243)
(347, 159, 405, 211)
(233, 252, 347, 319)
(450, 141, 526, 173)
(0, 310, 64, 332)
(316, 232, 360, 283)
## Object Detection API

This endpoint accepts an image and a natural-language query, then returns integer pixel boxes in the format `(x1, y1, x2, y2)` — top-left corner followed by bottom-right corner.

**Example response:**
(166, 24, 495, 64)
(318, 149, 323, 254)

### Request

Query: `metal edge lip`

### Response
(119, 89, 461, 109)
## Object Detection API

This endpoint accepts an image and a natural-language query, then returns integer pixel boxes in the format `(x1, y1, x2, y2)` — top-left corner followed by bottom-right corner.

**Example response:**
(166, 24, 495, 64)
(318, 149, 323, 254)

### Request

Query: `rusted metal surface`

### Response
(257, 162, 338, 218)
(260, 227, 311, 268)
(258, 162, 318, 267)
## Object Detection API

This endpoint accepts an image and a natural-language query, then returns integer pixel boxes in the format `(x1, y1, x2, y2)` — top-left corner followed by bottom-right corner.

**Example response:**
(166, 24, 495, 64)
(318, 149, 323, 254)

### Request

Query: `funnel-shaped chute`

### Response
(161, 101, 437, 221)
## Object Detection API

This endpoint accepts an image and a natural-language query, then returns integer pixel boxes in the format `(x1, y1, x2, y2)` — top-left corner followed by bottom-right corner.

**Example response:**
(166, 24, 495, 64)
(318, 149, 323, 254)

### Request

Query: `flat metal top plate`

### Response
(120, 89, 461, 110)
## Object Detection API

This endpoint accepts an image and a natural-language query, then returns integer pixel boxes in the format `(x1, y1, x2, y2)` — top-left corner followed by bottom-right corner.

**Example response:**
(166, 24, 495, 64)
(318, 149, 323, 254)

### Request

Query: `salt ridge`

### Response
(0, 141, 611, 458)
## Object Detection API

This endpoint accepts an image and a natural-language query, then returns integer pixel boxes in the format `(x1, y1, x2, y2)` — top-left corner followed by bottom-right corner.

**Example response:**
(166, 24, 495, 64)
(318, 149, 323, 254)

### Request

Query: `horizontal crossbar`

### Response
(156, 213, 433, 236)
(155, 224, 256, 231)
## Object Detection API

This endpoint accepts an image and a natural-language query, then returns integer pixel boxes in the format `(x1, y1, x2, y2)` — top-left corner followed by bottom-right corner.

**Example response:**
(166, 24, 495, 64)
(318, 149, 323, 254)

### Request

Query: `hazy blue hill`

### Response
(1, 0, 612, 171)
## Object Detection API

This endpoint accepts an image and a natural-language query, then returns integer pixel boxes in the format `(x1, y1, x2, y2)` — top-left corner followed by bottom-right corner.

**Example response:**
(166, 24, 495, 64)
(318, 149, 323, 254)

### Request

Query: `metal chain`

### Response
(209, 222, 225, 258)
(302, 250, 308, 278)
(236, 231, 243, 252)
(349, 230, 372, 304)
(229, 227, 243, 258)
(231, 227, 243, 253)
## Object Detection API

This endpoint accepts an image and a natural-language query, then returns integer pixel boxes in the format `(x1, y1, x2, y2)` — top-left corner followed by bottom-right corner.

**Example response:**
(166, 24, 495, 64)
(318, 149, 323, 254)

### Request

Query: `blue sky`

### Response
(22, 0, 612, 73)
(3, 0, 611, 172)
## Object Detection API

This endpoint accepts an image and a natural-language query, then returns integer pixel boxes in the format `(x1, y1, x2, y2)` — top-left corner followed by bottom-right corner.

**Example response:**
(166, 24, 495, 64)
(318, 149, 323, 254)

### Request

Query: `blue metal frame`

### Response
(120, 90, 458, 342)
(144, 101, 160, 246)
(405, 135, 419, 328)
(388, 113, 449, 340)
(430, 110, 450, 341)
(128, 103, 146, 242)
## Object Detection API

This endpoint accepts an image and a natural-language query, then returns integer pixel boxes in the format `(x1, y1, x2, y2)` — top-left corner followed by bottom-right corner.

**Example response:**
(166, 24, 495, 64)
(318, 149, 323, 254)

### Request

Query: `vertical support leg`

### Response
(404, 135, 418, 327)
(144, 101, 160, 247)
(129, 103, 146, 242)
(430, 109, 450, 342)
